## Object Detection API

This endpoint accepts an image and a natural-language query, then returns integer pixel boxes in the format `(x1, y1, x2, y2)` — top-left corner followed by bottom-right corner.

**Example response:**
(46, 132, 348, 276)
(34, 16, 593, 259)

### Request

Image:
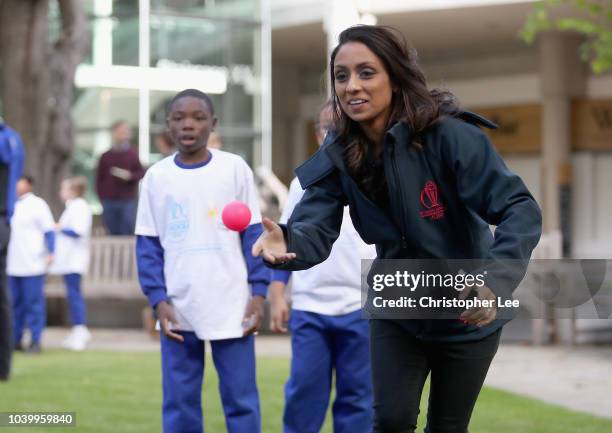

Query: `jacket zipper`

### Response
(385, 144, 409, 250)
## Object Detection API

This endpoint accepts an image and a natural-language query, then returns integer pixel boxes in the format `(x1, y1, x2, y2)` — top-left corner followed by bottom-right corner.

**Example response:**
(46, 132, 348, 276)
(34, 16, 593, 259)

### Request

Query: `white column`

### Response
(93, 0, 113, 67)
(138, 0, 151, 165)
(323, 0, 377, 93)
(260, 0, 273, 169)
(93, 1, 113, 158)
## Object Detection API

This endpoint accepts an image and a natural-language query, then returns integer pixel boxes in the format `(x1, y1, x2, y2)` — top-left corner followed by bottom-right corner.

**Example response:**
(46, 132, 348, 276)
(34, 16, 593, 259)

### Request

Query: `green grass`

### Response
(1, 350, 611, 433)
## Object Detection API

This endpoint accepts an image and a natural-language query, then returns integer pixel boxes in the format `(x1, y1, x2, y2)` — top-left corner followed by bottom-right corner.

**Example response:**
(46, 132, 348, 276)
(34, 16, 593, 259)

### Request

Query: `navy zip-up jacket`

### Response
(273, 113, 542, 342)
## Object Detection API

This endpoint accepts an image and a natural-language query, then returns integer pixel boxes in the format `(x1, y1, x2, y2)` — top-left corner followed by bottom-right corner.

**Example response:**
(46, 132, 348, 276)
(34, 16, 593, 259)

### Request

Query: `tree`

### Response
(0, 0, 88, 214)
(521, 0, 612, 73)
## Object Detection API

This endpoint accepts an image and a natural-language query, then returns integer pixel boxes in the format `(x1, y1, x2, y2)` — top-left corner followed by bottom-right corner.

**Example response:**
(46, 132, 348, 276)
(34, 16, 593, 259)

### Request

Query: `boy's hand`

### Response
(251, 217, 296, 265)
(46, 255, 54, 267)
(156, 301, 184, 342)
(243, 295, 265, 336)
(269, 281, 289, 333)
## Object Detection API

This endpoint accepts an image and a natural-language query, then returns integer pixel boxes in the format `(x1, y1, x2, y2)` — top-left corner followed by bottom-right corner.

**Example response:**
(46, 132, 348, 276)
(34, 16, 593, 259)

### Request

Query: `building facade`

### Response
(270, 0, 612, 342)
(72, 0, 270, 211)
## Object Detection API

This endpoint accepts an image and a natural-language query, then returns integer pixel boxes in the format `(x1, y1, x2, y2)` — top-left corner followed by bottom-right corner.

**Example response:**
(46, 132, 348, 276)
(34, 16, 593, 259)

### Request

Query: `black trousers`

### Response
(0, 218, 11, 380)
(370, 320, 501, 433)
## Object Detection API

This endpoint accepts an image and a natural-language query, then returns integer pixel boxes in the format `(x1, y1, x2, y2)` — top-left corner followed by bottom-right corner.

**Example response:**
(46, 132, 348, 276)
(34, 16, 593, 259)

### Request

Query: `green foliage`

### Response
(521, 0, 612, 73)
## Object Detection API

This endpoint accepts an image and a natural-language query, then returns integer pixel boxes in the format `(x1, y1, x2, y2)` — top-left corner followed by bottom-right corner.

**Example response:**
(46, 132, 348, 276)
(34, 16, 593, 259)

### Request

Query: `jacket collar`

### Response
(323, 120, 413, 173)
(322, 110, 495, 172)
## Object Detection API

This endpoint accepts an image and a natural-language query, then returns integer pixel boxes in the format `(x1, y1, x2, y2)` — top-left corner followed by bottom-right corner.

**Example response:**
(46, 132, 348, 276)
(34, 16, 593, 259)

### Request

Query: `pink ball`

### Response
(222, 201, 252, 232)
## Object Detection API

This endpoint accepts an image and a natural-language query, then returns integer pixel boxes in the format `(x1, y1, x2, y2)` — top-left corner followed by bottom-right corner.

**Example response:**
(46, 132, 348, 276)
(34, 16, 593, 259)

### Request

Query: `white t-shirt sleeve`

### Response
(135, 172, 158, 236)
(70, 200, 93, 236)
(279, 177, 305, 225)
(237, 159, 262, 225)
(38, 200, 55, 233)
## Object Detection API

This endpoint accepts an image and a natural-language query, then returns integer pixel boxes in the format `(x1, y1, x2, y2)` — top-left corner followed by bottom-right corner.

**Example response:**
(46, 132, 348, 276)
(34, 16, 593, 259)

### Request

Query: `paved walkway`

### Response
(40, 327, 612, 419)
(485, 344, 612, 419)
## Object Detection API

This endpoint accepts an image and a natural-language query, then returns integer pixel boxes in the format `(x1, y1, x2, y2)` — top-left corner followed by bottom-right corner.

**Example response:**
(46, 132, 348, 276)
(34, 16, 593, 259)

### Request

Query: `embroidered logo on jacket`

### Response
(418, 181, 445, 220)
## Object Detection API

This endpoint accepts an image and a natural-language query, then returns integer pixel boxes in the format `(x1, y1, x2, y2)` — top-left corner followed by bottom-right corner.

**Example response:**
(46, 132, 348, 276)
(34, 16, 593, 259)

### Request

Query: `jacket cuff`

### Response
(251, 283, 268, 298)
(271, 269, 291, 284)
(147, 288, 169, 309)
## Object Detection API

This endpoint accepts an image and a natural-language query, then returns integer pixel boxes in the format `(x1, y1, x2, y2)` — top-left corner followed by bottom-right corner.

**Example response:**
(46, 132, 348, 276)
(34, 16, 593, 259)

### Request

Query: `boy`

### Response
(269, 102, 375, 433)
(135, 89, 269, 433)
(8, 176, 55, 353)
(50, 176, 93, 351)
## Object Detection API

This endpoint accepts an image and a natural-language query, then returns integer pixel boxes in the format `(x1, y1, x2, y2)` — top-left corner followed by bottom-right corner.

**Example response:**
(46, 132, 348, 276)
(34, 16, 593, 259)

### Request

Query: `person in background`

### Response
(8, 176, 55, 354)
(155, 131, 175, 158)
(269, 101, 375, 433)
(0, 122, 25, 380)
(51, 176, 93, 351)
(95, 120, 145, 235)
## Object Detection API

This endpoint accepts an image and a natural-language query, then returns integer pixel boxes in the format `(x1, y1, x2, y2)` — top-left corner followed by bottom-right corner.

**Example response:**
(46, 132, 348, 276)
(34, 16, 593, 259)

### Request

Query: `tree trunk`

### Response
(42, 0, 88, 214)
(0, 0, 87, 215)
(0, 0, 50, 195)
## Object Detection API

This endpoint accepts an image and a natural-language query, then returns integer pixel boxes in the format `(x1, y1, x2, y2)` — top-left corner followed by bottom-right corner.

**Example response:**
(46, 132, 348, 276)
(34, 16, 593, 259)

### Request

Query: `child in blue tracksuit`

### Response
(135, 89, 269, 433)
(269, 102, 375, 433)
(8, 176, 55, 353)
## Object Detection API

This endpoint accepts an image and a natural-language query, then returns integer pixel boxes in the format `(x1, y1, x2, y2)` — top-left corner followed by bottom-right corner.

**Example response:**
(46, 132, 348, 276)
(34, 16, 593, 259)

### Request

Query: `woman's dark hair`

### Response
(329, 25, 460, 186)
(167, 89, 215, 117)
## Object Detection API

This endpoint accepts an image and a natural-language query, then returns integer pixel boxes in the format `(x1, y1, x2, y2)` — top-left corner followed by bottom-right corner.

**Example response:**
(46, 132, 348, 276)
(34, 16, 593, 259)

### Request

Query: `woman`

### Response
(253, 25, 542, 433)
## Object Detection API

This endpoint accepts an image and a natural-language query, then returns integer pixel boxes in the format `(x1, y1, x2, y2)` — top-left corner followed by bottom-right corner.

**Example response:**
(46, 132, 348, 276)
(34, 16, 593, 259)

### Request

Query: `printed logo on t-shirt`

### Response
(418, 180, 445, 220)
(167, 198, 190, 241)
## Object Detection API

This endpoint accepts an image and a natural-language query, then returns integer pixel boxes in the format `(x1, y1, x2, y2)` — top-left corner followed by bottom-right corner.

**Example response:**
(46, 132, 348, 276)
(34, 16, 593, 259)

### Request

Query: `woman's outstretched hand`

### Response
(251, 217, 297, 264)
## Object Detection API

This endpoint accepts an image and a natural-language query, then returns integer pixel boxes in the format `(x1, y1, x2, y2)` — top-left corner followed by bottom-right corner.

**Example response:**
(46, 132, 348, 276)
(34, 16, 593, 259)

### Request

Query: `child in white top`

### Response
(51, 176, 93, 351)
(269, 102, 376, 432)
(135, 89, 269, 433)
(8, 176, 55, 353)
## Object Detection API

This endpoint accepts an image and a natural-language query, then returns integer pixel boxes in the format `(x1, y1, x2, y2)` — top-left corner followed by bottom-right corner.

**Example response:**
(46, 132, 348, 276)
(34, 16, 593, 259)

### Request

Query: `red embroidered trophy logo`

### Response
(419, 181, 445, 220)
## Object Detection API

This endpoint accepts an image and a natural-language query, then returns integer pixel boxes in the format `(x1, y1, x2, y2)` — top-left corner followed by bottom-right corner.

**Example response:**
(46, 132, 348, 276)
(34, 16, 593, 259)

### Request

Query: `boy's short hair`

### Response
(167, 89, 215, 117)
(20, 175, 34, 186)
(66, 176, 88, 198)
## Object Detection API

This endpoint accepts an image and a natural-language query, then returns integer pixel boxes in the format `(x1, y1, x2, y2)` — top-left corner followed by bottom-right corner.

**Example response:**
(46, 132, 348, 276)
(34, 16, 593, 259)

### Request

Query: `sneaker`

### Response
(14, 342, 24, 352)
(61, 328, 77, 349)
(25, 342, 41, 354)
(66, 326, 91, 351)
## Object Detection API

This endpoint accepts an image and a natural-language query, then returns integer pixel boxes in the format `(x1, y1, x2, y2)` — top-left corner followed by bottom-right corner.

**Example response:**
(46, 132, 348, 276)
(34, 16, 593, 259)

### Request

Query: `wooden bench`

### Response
(46, 236, 140, 299)
(44, 236, 147, 328)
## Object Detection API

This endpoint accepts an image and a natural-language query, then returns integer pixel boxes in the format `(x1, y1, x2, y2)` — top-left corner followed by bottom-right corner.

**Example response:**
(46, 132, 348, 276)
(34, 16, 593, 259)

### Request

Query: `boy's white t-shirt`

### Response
(281, 177, 377, 315)
(50, 197, 93, 275)
(135, 149, 262, 340)
(7, 193, 55, 277)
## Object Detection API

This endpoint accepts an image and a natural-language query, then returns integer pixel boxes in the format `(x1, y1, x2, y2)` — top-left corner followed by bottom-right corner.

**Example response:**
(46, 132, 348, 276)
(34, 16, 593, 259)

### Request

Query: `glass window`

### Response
(152, 0, 260, 21)
(112, 1, 140, 66)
